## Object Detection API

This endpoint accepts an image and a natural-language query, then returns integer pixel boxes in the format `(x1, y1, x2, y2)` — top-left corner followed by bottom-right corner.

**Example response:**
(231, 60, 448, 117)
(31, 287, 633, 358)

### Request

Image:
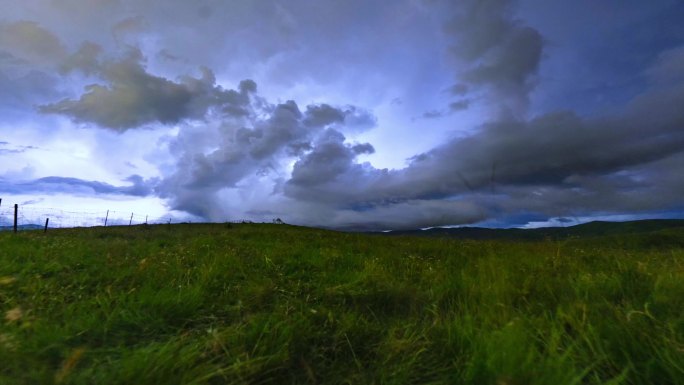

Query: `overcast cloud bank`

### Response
(1, 0, 683, 229)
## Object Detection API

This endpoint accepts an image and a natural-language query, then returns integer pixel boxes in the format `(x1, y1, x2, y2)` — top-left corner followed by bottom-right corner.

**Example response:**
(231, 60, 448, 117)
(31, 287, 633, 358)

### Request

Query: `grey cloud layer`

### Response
(155, 83, 377, 220)
(0, 175, 154, 197)
(281, 44, 684, 228)
(39, 49, 250, 130)
(445, 0, 543, 115)
(0, 21, 67, 67)
(2, 0, 684, 229)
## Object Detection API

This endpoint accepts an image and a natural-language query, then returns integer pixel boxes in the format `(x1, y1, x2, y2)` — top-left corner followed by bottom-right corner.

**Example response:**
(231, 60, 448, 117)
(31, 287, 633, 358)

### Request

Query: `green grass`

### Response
(1, 223, 683, 384)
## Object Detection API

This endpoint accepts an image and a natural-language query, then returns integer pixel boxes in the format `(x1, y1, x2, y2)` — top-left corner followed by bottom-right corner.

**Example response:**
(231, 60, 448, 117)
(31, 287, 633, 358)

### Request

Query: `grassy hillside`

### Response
(1, 223, 683, 384)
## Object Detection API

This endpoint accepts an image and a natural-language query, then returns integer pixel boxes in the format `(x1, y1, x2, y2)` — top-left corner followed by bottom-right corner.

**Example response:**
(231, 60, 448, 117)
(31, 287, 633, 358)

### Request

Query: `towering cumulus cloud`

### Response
(150, 74, 376, 221)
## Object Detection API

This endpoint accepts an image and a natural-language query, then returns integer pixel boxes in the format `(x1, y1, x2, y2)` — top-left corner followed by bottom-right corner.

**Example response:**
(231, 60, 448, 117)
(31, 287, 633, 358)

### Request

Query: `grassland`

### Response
(0, 223, 683, 384)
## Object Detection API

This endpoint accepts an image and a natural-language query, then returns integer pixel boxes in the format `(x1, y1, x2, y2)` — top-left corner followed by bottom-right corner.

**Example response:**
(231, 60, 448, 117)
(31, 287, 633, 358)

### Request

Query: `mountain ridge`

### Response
(379, 219, 684, 240)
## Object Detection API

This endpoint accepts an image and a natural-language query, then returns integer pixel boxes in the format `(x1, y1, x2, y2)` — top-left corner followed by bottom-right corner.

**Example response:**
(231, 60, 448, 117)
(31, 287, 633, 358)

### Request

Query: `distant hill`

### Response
(380, 219, 684, 240)
(0, 224, 43, 232)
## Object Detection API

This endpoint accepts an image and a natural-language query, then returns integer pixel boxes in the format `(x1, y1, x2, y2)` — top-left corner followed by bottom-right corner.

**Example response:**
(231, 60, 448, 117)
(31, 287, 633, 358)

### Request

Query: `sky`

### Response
(1, 0, 684, 230)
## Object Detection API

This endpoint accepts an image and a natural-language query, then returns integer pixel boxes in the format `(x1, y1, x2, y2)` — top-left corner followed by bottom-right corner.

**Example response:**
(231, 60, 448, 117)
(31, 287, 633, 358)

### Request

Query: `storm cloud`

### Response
(39, 49, 248, 130)
(0, 175, 155, 197)
(444, 0, 543, 115)
(153, 79, 378, 221)
(0, 21, 67, 67)
(1, 0, 683, 229)
(278, 38, 684, 228)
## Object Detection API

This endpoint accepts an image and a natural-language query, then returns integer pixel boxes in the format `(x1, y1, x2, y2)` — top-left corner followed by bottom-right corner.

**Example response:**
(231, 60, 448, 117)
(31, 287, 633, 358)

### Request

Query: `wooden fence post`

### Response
(13, 204, 18, 233)
(44, 218, 49, 233)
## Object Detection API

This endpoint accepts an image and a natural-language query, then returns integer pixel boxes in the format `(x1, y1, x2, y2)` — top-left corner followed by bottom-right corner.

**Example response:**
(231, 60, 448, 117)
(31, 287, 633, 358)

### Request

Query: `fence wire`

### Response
(0, 204, 176, 231)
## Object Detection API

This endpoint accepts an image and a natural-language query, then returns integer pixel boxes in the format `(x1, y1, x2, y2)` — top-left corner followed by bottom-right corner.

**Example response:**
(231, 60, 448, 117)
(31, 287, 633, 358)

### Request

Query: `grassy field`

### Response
(1, 223, 683, 384)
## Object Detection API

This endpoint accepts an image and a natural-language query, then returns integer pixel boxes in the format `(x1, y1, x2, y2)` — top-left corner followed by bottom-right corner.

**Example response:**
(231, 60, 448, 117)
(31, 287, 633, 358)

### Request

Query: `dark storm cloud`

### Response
(3, 0, 684, 230)
(279, 46, 684, 228)
(404, 87, 684, 198)
(445, 0, 543, 115)
(59, 42, 103, 75)
(303, 104, 344, 127)
(329, 199, 487, 231)
(155, 81, 378, 220)
(287, 129, 375, 187)
(0, 175, 155, 196)
(0, 21, 67, 66)
(303, 104, 376, 132)
(145, 9, 683, 230)
(0, 21, 65, 115)
(39, 49, 247, 130)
